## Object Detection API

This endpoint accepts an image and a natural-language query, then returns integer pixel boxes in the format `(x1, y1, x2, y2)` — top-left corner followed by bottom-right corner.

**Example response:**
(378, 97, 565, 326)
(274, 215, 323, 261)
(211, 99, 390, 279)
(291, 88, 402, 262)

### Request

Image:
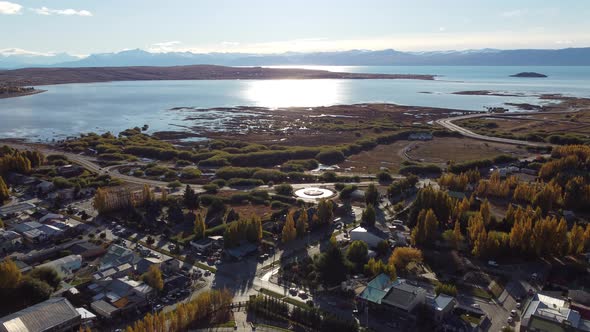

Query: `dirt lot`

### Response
(338, 137, 531, 174)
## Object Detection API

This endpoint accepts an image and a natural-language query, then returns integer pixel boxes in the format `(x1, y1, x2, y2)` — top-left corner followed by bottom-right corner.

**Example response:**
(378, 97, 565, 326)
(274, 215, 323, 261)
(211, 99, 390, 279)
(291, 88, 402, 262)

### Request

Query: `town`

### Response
(0, 107, 589, 332)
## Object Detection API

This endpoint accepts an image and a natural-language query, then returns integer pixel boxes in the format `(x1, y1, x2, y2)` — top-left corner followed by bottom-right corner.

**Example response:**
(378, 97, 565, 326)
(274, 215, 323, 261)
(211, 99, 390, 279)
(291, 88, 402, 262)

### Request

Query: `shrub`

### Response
(181, 168, 202, 179)
(228, 178, 264, 187)
(315, 150, 345, 165)
(203, 183, 219, 193)
(252, 169, 287, 183)
(274, 183, 294, 196)
(215, 167, 259, 180)
(339, 185, 358, 200)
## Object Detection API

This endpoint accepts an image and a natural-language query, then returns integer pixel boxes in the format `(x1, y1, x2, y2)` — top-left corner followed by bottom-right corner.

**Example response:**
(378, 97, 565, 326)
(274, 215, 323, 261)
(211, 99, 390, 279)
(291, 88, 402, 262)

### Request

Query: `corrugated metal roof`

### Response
(0, 298, 79, 332)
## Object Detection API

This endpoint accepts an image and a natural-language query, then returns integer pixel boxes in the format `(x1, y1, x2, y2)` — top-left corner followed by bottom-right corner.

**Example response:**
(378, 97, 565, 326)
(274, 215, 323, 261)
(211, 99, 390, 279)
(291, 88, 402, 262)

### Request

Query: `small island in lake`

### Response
(510, 72, 548, 78)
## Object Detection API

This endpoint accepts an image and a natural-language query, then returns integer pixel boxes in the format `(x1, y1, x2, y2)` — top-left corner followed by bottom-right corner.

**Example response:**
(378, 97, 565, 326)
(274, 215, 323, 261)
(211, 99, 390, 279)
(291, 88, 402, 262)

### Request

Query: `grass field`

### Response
(339, 137, 530, 174)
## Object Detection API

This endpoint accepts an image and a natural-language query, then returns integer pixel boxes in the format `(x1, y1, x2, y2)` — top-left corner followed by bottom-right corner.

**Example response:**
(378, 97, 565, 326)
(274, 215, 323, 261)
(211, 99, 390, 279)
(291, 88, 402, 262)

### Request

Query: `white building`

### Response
(350, 226, 386, 248)
(38, 254, 83, 278)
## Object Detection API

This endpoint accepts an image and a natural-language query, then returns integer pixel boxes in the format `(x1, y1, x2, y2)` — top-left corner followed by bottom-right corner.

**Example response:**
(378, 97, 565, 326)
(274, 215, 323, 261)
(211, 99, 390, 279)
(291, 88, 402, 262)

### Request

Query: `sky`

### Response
(1, 0, 590, 56)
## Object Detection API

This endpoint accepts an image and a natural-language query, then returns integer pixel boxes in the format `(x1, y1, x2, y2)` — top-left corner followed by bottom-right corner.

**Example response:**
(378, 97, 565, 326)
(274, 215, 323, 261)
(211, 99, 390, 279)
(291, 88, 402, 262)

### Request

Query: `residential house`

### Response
(190, 237, 213, 252)
(350, 226, 387, 248)
(99, 244, 138, 270)
(0, 297, 81, 332)
(0, 229, 22, 253)
(381, 280, 428, 314)
(89, 277, 153, 319)
(357, 275, 429, 319)
(135, 257, 162, 275)
(521, 293, 590, 332)
(430, 294, 457, 322)
(38, 254, 83, 278)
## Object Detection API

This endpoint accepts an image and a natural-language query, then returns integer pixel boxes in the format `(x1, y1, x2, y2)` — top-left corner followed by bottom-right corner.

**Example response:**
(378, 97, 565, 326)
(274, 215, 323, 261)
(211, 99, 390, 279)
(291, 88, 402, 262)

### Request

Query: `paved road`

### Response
(436, 107, 587, 147)
(435, 113, 552, 147)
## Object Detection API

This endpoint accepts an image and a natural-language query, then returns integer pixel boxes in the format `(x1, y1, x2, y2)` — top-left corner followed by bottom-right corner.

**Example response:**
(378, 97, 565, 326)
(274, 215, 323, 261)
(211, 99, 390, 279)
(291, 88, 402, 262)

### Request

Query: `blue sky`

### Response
(1, 0, 589, 56)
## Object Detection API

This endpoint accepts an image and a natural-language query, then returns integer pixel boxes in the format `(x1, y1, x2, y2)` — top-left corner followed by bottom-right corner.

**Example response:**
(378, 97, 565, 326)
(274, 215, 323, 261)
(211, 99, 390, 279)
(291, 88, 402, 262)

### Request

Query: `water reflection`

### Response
(244, 79, 343, 108)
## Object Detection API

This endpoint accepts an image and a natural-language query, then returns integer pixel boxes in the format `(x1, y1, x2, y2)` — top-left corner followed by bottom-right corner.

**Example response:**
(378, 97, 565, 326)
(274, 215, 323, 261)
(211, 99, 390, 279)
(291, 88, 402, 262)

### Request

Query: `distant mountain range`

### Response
(2, 47, 590, 69)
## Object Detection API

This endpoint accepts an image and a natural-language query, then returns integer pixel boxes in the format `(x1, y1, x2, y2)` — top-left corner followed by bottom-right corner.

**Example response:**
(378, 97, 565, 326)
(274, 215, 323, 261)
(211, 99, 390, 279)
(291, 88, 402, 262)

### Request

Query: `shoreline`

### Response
(0, 89, 46, 99)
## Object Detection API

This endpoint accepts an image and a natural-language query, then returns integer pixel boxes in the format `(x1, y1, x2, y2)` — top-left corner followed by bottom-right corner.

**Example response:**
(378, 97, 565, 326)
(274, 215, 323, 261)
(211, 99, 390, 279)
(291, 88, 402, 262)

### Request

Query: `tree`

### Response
(275, 183, 293, 196)
(411, 209, 438, 247)
(193, 213, 206, 239)
(0, 176, 9, 203)
(93, 187, 108, 214)
(160, 188, 168, 203)
(296, 209, 308, 238)
(347, 240, 369, 270)
(364, 257, 394, 278)
(435, 283, 458, 296)
(281, 212, 297, 243)
(30, 267, 62, 289)
(569, 223, 586, 254)
(361, 205, 376, 227)
(365, 184, 379, 206)
(142, 184, 154, 206)
(315, 246, 349, 285)
(376, 240, 389, 257)
(142, 265, 164, 291)
(479, 199, 492, 226)
(408, 187, 452, 227)
(388, 247, 423, 272)
(315, 199, 333, 225)
(17, 277, 52, 304)
(0, 258, 21, 288)
(183, 185, 199, 210)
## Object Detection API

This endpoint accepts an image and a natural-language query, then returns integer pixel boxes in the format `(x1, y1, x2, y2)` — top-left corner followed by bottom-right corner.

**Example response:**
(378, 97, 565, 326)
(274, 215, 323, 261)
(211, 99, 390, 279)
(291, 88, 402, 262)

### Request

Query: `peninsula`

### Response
(0, 64, 435, 87)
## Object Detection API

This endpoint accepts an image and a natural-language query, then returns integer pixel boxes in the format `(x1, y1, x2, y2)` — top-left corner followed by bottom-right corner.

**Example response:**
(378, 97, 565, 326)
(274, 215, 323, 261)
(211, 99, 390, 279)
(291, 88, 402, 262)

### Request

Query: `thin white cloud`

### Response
(0, 48, 55, 56)
(32, 6, 92, 16)
(438, 27, 446, 32)
(148, 41, 182, 53)
(0, 1, 22, 15)
(502, 9, 525, 18)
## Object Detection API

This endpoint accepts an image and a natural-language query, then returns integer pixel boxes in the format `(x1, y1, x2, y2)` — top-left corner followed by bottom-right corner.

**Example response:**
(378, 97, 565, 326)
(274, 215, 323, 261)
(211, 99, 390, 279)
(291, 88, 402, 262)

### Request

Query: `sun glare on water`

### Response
(243, 79, 344, 108)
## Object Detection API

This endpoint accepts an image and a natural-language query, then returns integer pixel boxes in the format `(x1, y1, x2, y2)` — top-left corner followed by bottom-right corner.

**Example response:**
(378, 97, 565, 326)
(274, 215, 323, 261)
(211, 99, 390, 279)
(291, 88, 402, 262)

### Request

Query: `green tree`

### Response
(315, 246, 349, 285)
(316, 199, 334, 226)
(183, 185, 199, 210)
(193, 213, 206, 239)
(347, 240, 369, 270)
(365, 183, 379, 206)
(29, 267, 61, 289)
(435, 283, 458, 296)
(361, 204, 376, 227)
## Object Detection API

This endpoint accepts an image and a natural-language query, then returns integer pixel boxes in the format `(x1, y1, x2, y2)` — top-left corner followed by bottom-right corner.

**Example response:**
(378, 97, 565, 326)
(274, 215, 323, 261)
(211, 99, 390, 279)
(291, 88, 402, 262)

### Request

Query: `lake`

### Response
(1, 66, 589, 141)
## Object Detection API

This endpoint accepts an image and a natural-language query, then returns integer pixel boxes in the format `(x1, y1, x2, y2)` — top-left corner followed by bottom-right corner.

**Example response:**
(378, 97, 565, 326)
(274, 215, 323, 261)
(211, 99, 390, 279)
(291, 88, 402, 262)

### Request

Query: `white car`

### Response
(507, 317, 514, 324)
(510, 310, 517, 317)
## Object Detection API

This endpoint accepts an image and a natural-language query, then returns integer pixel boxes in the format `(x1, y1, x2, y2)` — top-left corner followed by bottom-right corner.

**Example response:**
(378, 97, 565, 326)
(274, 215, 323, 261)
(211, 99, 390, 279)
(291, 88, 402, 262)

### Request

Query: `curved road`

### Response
(435, 113, 552, 147)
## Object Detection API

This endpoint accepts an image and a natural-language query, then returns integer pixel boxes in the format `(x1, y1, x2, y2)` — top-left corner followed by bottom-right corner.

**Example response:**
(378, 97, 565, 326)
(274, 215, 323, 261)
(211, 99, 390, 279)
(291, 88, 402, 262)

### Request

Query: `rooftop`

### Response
(0, 297, 80, 332)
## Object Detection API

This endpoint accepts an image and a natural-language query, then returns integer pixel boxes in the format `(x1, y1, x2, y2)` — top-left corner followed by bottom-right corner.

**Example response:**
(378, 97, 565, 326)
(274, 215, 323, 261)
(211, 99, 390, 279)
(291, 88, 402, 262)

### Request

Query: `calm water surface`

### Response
(1, 66, 589, 140)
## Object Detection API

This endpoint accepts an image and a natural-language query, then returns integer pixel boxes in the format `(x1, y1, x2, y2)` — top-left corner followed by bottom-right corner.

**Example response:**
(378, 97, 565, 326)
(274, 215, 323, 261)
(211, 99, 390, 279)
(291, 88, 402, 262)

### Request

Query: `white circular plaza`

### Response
(294, 187, 334, 199)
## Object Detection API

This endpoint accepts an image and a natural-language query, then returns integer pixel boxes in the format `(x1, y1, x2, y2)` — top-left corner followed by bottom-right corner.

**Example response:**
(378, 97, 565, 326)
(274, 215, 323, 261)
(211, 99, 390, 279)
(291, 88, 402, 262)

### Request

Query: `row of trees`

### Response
(0, 147, 44, 175)
(247, 295, 358, 332)
(125, 289, 233, 332)
(281, 200, 334, 244)
(223, 215, 262, 248)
